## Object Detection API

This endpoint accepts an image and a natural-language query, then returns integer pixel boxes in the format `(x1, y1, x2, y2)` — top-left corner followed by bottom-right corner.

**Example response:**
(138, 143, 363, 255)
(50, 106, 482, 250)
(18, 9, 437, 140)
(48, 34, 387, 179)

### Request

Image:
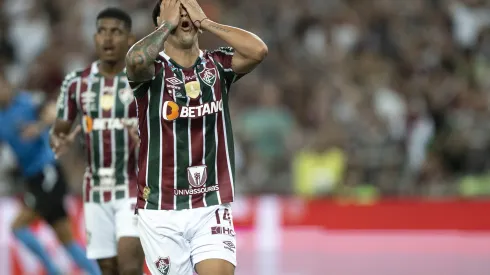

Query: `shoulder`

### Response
(62, 69, 83, 82)
(61, 68, 87, 91)
(205, 47, 236, 70)
(208, 47, 235, 56)
(63, 66, 91, 84)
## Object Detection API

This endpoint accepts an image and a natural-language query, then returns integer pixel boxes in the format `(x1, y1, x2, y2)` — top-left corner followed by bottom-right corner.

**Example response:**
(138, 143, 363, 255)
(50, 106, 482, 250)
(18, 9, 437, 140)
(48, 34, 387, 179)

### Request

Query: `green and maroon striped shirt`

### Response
(56, 62, 138, 203)
(129, 47, 244, 210)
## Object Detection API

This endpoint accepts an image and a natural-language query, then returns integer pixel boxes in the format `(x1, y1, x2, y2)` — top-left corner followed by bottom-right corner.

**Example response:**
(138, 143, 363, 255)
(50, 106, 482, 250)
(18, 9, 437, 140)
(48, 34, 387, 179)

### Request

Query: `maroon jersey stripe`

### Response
(213, 79, 232, 203)
(160, 64, 176, 209)
(84, 176, 91, 202)
(215, 111, 233, 203)
(79, 68, 93, 176)
(136, 94, 149, 209)
(103, 191, 111, 202)
(190, 116, 205, 208)
(127, 100, 138, 198)
(102, 78, 114, 169)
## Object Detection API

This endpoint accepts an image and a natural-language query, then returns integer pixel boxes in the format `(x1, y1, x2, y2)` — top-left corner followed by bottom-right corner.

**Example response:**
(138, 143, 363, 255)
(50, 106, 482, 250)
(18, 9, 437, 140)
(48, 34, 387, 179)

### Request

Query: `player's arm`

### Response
(182, 0, 268, 74)
(21, 97, 58, 140)
(125, 0, 180, 82)
(201, 21, 268, 74)
(51, 73, 77, 138)
(50, 72, 81, 158)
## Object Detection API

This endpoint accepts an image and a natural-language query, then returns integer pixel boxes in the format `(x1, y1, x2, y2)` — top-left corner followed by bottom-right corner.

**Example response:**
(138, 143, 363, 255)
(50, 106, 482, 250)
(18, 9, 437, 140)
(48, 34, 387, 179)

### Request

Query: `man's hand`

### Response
(161, 0, 181, 27)
(21, 122, 45, 140)
(125, 0, 179, 82)
(50, 125, 81, 159)
(181, 0, 207, 28)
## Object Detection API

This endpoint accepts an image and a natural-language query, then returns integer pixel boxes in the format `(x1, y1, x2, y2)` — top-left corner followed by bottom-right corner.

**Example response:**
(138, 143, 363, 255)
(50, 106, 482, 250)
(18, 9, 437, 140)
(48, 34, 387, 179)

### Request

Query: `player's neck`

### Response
(98, 60, 125, 78)
(164, 44, 200, 68)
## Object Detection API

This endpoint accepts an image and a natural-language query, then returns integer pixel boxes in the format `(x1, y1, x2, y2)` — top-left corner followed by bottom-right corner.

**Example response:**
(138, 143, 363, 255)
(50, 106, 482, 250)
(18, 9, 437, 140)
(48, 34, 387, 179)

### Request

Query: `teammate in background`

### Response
(50, 8, 144, 275)
(0, 75, 100, 275)
(125, 0, 267, 274)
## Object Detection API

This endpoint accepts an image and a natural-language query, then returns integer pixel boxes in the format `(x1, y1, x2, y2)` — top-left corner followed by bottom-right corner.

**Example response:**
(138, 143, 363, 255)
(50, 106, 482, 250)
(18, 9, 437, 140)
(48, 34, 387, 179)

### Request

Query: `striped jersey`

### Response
(129, 47, 244, 210)
(56, 62, 138, 203)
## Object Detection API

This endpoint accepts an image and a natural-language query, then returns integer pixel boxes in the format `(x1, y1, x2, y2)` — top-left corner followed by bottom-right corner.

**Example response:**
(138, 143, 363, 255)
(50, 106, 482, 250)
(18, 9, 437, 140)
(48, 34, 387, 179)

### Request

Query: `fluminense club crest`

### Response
(199, 68, 217, 87)
(187, 165, 208, 188)
(118, 87, 134, 105)
(155, 257, 170, 275)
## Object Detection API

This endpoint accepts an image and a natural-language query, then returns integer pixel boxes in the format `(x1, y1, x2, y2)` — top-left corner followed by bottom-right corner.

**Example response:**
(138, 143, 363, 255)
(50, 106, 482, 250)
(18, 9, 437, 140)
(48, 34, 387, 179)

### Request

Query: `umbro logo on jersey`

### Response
(166, 77, 183, 85)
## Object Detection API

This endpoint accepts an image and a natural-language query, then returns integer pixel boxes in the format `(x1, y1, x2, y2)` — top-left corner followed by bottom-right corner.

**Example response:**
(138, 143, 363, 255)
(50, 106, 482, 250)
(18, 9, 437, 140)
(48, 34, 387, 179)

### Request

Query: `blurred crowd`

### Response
(2, 0, 490, 199)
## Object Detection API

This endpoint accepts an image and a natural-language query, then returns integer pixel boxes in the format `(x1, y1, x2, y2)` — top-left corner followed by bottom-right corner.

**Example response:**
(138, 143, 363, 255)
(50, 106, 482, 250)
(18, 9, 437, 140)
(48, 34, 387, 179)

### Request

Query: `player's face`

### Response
(94, 18, 133, 63)
(159, 6, 198, 49)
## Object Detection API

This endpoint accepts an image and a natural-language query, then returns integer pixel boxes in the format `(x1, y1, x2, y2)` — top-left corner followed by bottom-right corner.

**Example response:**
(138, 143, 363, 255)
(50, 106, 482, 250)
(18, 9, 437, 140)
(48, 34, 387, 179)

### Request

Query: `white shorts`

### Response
(138, 203, 236, 275)
(84, 198, 139, 259)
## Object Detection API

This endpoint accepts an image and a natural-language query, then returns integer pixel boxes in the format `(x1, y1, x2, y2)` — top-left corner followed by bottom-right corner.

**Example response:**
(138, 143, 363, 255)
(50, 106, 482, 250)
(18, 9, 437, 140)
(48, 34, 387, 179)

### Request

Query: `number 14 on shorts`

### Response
(212, 208, 235, 237)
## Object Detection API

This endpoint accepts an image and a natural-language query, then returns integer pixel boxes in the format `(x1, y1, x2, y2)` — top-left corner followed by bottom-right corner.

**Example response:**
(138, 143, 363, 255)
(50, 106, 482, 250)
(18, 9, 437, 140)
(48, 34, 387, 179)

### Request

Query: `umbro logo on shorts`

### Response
(223, 241, 235, 253)
(223, 241, 235, 249)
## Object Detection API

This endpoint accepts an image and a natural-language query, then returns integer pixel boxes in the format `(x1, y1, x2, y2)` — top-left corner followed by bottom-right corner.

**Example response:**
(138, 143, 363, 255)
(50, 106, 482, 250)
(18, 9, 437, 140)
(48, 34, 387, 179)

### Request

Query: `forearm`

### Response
(39, 101, 57, 126)
(201, 20, 267, 61)
(125, 21, 176, 81)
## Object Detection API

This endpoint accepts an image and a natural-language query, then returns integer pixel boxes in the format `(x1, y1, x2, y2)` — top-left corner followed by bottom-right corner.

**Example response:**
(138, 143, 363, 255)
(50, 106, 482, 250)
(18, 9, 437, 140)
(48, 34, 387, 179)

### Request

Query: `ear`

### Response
(93, 33, 97, 44)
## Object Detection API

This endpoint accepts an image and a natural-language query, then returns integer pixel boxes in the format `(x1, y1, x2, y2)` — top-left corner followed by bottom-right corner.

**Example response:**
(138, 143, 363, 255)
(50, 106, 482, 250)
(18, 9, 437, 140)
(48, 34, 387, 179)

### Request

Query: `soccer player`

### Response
(125, 0, 268, 274)
(0, 75, 100, 275)
(50, 8, 144, 275)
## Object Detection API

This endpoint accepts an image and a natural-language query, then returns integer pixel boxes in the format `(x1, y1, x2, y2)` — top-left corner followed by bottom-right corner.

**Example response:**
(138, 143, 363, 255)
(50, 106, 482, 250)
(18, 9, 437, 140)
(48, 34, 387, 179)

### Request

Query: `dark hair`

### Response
(96, 7, 132, 31)
(152, 0, 163, 27)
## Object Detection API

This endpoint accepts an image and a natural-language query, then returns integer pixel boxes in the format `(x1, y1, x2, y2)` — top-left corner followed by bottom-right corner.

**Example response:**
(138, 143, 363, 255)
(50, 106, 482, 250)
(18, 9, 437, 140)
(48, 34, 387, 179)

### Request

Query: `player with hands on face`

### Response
(126, 0, 267, 274)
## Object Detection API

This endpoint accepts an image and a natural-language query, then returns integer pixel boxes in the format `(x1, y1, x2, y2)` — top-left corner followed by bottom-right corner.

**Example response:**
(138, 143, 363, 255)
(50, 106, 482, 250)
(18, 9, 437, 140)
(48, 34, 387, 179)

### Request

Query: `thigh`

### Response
(190, 204, 237, 272)
(114, 198, 139, 239)
(137, 209, 193, 275)
(84, 202, 117, 260)
(117, 237, 144, 274)
(24, 164, 67, 224)
(97, 257, 118, 275)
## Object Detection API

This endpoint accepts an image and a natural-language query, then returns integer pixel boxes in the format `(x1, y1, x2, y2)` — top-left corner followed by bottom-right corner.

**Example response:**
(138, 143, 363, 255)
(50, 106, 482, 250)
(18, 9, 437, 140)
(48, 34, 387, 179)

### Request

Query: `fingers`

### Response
(51, 135, 68, 159)
(172, 0, 181, 9)
(68, 125, 82, 139)
(163, 0, 178, 9)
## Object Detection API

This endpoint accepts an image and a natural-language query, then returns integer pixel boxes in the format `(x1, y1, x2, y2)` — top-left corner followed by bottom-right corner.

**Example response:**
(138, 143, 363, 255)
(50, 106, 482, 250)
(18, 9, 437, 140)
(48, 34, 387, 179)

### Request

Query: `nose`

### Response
(180, 5, 188, 17)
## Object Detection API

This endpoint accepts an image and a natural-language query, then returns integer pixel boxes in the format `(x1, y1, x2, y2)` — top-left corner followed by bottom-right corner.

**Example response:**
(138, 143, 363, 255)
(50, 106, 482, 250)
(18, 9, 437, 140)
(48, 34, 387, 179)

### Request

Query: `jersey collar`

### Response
(159, 50, 204, 69)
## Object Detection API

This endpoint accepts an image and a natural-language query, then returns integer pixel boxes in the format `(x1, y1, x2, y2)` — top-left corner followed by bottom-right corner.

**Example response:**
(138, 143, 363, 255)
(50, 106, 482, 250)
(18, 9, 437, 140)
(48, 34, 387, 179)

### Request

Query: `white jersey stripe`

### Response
(111, 76, 118, 201)
(98, 78, 105, 194)
(158, 72, 165, 209)
(144, 90, 151, 209)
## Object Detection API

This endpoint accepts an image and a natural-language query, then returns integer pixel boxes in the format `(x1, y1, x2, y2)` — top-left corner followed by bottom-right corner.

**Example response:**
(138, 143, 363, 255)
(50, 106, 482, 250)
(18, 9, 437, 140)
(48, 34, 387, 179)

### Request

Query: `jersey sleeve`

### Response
(56, 72, 78, 121)
(209, 47, 246, 86)
(126, 59, 164, 98)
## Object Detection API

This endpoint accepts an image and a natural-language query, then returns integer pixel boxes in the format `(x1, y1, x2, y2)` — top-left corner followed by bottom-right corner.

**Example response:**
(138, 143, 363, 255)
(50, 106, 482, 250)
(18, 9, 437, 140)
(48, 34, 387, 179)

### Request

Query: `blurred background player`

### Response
(125, 0, 267, 274)
(50, 7, 144, 275)
(0, 73, 99, 275)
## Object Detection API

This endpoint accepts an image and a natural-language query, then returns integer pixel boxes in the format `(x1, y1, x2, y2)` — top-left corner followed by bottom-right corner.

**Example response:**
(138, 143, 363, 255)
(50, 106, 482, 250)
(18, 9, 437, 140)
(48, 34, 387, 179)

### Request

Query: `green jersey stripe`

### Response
(114, 76, 129, 191)
(173, 68, 191, 209)
(146, 75, 164, 210)
(90, 77, 102, 189)
(205, 79, 221, 206)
